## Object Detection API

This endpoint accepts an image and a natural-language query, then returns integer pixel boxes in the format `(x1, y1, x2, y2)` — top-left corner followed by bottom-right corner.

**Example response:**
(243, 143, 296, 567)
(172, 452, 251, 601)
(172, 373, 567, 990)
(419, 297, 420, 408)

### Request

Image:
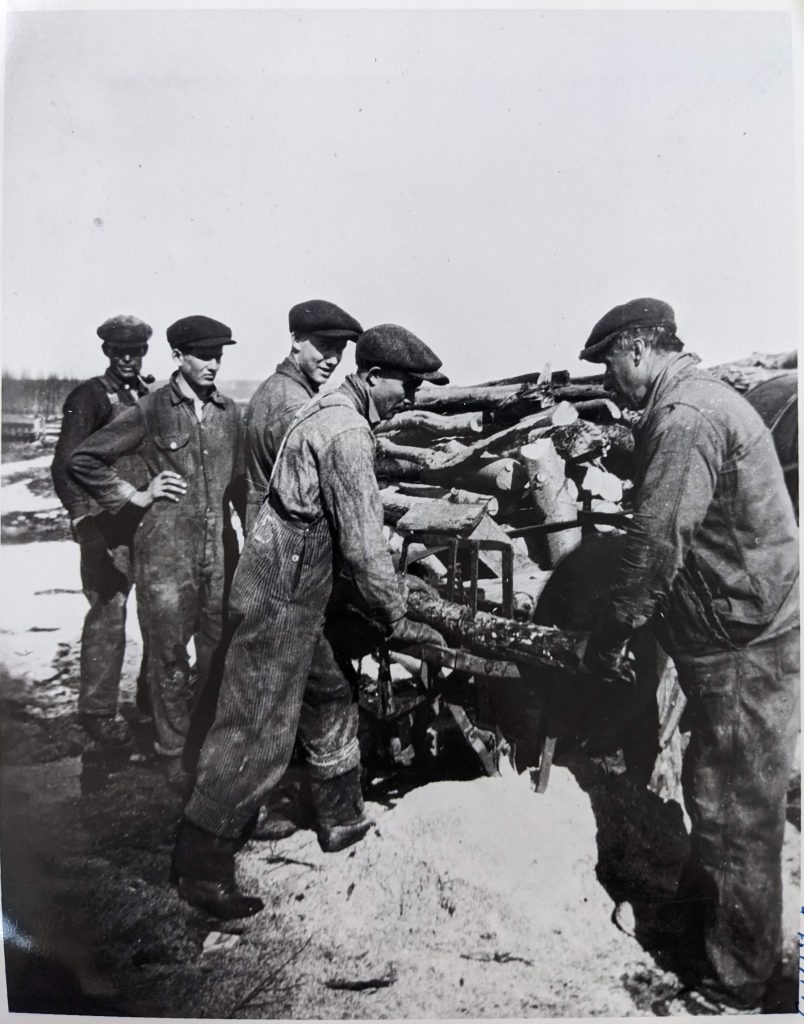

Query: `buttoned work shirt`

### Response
(69, 372, 245, 527)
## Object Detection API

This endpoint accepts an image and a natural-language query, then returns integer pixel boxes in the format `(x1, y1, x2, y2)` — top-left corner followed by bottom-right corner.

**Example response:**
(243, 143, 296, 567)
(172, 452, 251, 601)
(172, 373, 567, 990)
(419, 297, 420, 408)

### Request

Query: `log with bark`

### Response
(550, 421, 612, 463)
(405, 589, 586, 672)
(382, 486, 500, 526)
(707, 364, 793, 394)
(468, 402, 577, 458)
(520, 438, 581, 566)
(414, 383, 553, 416)
(493, 384, 610, 426)
(395, 500, 488, 536)
(446, 487, 499, 516)
(380, 488, 429, 525)
(713, 350, 796, 371)
(448, 457, 528, 496)
(375, 454, 427, 483)
(479, 369, 570, 388)
(375, 438, 475, 480)
(572, 398, 622, 422)
(374, 409, 485, 443)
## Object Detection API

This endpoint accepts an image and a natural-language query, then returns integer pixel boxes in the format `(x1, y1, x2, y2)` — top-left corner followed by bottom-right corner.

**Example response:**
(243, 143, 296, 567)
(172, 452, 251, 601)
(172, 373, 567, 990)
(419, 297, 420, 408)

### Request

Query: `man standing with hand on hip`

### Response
(69, 315, 246, 793)
(172, 324, 448, 920)
(51, 315, 153, 748)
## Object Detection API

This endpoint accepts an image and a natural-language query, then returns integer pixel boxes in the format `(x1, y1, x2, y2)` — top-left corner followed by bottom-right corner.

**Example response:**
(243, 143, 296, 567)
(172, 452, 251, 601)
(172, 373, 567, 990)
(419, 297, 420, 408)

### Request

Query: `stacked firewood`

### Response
(376, 352, 796, 663)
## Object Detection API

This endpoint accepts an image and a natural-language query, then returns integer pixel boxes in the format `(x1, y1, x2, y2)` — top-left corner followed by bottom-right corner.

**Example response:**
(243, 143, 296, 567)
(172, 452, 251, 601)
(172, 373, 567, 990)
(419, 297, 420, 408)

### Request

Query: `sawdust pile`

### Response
(240, 767, 657, 1018)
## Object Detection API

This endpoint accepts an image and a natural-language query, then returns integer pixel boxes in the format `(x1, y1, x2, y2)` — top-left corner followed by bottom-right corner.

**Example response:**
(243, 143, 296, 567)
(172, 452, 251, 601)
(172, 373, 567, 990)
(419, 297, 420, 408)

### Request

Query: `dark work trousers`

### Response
(133, 506, 236, 760)
(186, 506, 360, 838)
(78, 511, 147, 718)
(674, 625, 800, 1003)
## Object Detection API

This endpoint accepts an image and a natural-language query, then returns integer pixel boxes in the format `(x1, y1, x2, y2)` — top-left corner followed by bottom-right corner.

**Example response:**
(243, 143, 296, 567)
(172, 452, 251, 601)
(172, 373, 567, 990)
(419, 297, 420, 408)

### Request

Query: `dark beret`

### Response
(580, 298, 677, 362)
(97, 315, 152, 347)
(289, 299, 362, 340)
(356, 324, 449, 385)
(166, 315, 236, 352)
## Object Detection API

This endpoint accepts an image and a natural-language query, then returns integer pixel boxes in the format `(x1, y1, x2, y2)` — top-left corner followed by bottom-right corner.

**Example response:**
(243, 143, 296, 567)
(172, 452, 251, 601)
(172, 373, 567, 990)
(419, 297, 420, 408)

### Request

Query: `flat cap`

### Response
(166, 315, 236, 351)
(580, 298, 676, 362)
(356, 324, 449, 385)
(97, 315, 152, 347)
(289, 299, 362, 340)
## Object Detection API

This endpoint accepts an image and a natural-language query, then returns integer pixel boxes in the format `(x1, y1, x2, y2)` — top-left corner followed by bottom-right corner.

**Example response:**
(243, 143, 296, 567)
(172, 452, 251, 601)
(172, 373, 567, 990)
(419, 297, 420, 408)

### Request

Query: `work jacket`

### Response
(51, 368, 150, 520)
(243, 356, 316, 530)
(68, 373, 245, 558)
(607, 353, 799, 656)
(269, 373, 406, 633)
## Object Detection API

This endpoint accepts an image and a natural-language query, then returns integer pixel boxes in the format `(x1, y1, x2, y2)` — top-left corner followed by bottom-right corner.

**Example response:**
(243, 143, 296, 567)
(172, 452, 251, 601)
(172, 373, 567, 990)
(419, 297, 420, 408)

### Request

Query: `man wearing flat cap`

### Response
(69, 315, 246, 793)
(51, 315, 153, 748)
(579, 298, 799, 1013)
(172, 323, 448, 920)
(243, 299, 363, 531)
(240, 299, 362, 841)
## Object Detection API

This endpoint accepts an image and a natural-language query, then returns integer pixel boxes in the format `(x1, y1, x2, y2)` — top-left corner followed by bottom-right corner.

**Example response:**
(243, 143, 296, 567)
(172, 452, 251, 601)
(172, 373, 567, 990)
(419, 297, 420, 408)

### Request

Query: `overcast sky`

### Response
(2, 4, 799, 385)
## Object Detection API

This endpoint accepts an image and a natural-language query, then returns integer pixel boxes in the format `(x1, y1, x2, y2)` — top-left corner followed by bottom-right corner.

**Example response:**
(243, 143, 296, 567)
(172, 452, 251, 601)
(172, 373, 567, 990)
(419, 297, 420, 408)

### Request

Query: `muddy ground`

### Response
(1, 447, 800, 1018)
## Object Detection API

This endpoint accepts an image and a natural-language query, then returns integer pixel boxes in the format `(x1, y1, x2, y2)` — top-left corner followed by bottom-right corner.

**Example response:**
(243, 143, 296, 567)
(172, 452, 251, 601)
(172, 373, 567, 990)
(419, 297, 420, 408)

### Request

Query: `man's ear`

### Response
(102, 342, 112, 359)
(171, 347, 184, 365)
(632, 338, 645, 366)
(290, 333, 301, 355)
(364, 366, 382, 387)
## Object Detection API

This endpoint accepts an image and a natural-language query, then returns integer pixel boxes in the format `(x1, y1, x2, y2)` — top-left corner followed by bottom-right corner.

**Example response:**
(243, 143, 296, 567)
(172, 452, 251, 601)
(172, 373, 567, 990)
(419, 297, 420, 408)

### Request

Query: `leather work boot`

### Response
(172, 819, 264, 921)
(81, 714, 134, 748)
(251, 804, 298, 842)
(652, 980, 763, 1017)
(311, 767, 375, 853)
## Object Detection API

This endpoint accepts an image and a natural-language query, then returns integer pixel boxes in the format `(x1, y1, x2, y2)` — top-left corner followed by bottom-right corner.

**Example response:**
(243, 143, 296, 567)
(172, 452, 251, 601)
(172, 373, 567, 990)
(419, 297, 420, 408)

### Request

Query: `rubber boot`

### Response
(172, 819, 264, 920)
(311, 767, 374, 853)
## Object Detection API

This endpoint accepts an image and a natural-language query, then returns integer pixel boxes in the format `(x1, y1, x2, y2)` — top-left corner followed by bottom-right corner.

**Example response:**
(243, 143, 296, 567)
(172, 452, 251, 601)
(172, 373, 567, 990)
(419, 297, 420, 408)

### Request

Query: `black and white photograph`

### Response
(1, 1, 801, 1018)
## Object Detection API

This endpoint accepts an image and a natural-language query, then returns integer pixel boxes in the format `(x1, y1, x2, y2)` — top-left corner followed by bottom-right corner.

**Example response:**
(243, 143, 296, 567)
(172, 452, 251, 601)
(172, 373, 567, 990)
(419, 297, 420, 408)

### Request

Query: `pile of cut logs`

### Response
(378, 351, 796, 667)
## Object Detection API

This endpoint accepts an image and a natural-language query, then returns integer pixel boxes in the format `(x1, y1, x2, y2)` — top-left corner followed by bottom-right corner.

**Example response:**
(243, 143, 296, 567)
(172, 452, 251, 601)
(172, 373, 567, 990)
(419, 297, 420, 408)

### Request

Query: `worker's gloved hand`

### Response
(388, 617, 445, 649)
(583, 643, 637, 685)
(582, 616, 637, 684)
(397, 572, 439, 603)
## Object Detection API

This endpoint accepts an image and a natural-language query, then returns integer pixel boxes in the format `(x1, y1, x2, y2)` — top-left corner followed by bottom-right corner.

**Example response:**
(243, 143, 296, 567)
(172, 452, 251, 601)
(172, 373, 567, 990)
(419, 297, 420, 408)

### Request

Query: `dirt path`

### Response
(1, 457, 800, 1017)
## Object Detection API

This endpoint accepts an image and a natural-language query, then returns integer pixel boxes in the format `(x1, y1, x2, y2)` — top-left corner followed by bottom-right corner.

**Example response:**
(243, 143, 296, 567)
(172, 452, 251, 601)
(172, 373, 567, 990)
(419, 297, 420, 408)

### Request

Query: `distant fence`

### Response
(2, 414, 47, 443)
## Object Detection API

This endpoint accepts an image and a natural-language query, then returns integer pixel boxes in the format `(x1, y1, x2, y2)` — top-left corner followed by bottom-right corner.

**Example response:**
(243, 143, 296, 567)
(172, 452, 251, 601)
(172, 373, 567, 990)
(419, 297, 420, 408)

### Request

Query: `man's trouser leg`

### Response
(676, 627, 800, 1004)
(297, 625, 361, 783)
(78, 538, 133, 718)
(186, 510, 335, 838)
(184, 532, 232, 766)
(135, 541, 203, 759)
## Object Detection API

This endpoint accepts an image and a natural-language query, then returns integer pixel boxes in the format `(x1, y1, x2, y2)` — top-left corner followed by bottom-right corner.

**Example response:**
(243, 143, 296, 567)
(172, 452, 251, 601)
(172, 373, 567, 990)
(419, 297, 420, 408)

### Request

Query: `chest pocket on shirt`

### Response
(153, 433, 191, 453)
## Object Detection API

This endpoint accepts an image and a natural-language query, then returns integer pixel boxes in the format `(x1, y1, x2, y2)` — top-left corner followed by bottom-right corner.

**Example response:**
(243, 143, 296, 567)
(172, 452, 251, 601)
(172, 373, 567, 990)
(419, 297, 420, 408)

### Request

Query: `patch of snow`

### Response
(1, 480, 62, 514)
(0, 540, 142, 685)
(1, 454, 53, 477)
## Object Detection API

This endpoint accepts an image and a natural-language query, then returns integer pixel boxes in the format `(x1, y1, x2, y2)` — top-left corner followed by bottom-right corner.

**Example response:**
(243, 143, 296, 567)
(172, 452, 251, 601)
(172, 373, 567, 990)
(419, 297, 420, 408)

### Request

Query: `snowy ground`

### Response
(0, 451, 800, 1018)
